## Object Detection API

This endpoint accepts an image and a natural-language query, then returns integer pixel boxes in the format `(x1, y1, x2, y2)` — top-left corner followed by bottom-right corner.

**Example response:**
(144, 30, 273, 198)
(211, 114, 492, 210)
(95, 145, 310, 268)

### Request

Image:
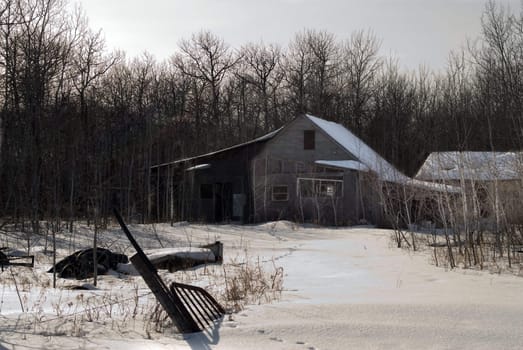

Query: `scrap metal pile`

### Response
(47, 248, 128, 279)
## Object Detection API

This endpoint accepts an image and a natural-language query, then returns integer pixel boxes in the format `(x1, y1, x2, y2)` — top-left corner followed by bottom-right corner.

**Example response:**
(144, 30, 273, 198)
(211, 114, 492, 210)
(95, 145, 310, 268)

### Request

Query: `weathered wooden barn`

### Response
(152, 114, 451, 226)
(415, 151, 523, 225)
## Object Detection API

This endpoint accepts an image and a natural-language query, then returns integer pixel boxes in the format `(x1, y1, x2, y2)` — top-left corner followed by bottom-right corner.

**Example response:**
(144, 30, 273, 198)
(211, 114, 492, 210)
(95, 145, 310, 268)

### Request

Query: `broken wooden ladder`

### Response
(113, 209, 225, 333)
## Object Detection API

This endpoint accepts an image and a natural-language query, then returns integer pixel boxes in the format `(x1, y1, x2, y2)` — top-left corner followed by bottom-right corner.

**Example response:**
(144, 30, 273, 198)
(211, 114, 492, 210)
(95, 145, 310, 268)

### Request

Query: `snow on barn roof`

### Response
(307, 115, 459, 193)
(415, 151, 523, 181)
(306, 114, 409, 183)
(315, 160, 370, 172)
(185, 163, 211, 171)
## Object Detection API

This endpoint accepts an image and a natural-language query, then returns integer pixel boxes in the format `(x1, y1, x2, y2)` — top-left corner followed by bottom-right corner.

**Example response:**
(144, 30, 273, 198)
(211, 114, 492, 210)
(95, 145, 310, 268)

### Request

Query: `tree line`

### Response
(0, 0, 522, 227)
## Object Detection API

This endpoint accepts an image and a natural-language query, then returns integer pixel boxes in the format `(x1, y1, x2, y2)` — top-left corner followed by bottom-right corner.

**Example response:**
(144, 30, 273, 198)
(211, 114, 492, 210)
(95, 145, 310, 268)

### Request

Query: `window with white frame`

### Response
(297, 178, 343, 198)
(272, 185, 289, 201)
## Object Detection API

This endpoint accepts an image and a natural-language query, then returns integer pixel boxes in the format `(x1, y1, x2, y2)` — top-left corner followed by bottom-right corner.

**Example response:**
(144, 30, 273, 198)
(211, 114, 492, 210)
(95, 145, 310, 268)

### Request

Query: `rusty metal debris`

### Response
(47, 248, 128, 279)
(113, 208, 225, 333)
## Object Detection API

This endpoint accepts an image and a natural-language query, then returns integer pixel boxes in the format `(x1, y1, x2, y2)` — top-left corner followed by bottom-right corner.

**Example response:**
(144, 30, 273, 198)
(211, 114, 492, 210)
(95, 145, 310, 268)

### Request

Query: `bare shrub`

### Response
(383, 151, 523, 276)
(222, 257, 284, 312)
(145, 303, 173, 335)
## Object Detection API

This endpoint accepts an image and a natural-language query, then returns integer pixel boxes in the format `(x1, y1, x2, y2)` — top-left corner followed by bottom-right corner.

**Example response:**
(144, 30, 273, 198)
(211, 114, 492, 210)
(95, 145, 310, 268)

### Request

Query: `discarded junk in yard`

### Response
(46, 225, 222, 281)
(114, 209, 225, 333)
(0, 248, 34, 272)
(48, 248, 129, 279)
(146, 241, 223, 272)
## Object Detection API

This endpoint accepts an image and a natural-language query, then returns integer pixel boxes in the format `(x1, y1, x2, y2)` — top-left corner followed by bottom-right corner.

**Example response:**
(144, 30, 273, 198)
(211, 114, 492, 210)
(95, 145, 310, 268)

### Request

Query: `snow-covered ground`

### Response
(1, 221, 523, 349)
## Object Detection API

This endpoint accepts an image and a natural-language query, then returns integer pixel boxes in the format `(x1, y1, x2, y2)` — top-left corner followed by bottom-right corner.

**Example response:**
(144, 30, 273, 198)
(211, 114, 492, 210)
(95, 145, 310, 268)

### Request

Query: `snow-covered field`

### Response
(1, 221, 523, 349)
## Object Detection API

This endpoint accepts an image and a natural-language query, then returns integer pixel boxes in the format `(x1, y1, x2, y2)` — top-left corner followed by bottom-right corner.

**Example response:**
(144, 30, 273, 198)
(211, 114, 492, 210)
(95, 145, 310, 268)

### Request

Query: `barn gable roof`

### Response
(305, 114, 409, 182)
(304, 115, 458, 192)
(151, 127, 282, 169)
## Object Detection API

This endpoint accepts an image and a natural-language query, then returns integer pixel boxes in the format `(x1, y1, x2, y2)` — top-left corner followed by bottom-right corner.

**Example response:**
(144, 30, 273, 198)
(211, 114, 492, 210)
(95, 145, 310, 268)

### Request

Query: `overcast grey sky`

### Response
(73, 0, 521, 71)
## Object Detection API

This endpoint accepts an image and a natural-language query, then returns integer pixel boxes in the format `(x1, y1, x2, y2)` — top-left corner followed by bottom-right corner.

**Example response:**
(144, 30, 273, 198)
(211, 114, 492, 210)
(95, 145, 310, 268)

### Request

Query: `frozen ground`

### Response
(1, 221, 522, 349)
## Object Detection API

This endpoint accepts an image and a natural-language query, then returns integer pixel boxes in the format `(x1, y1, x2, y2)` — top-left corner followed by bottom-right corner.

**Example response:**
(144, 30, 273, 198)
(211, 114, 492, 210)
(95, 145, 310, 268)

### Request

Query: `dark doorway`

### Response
(214, 183, 232, 222)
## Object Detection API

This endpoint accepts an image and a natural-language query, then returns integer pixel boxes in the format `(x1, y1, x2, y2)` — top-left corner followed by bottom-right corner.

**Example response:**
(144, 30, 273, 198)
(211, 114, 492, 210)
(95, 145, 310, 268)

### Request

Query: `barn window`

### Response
(298, 178, 343, 198)
(272, 185, 289, 201)
(304, 130, 315, 150)
(200, 184, 213, 199)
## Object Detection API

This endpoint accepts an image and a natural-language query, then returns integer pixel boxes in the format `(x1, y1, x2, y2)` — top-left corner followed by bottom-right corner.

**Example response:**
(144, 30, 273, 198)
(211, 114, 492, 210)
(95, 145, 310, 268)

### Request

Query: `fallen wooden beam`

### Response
(0, 251, 34, 272)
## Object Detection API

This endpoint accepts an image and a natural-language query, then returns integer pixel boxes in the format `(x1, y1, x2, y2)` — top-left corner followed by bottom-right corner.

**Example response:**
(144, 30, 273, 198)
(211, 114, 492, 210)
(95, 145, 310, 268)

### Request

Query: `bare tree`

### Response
(367, 59, 416, 173)
(471, 1, 523, 149)
(340, 30, 382, 132)
(303, 30, 339, 117)
(0, 0, 19, 163)
(283, 31, 314, 115)
(238, 41, 282, 133)
(175, 31, 240, 147)
(73, 28, 119, 133)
